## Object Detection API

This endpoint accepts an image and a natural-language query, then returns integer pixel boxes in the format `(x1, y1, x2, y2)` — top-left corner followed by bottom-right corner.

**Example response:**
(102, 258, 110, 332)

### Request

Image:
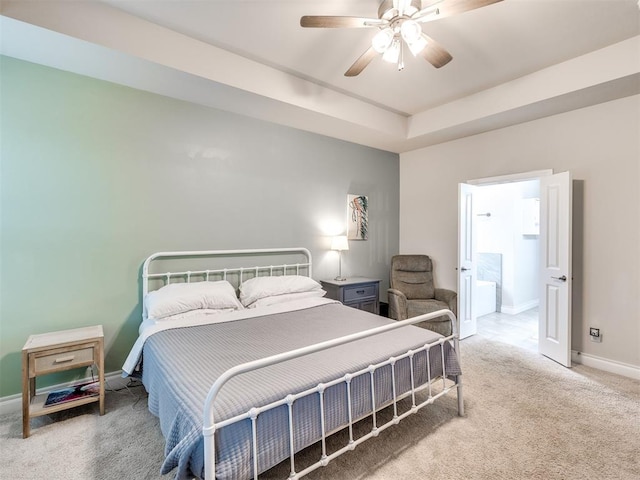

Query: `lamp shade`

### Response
(331, 235, 349, 251)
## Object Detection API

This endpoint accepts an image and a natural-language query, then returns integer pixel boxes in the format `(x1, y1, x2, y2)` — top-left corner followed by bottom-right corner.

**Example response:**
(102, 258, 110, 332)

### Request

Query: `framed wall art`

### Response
(347, 194, 368, 240)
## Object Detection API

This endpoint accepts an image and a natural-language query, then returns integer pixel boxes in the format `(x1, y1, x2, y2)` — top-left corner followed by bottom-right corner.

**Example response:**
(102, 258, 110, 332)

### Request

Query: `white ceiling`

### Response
(1, 0, 639, 152)
(102, 0, 640, 115)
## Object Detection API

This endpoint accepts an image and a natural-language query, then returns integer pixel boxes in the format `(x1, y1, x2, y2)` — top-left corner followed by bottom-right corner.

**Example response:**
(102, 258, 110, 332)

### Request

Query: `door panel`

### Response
(458, 183, 477, 339)
(545, 284, 559, 341)
(539, 172, 572, 366)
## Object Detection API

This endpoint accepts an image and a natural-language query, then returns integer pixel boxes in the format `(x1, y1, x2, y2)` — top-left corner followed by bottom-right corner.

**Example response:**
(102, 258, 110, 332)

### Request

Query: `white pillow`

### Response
(145, 281, 243, 320)
(239, 275, 323, 308)
(248, 290, 326, 309)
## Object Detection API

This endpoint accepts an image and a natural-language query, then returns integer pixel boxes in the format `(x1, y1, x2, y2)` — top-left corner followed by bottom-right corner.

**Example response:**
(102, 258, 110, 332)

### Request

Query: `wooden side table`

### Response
(321, 277, 380, 315)
(22, 325, 105, 438)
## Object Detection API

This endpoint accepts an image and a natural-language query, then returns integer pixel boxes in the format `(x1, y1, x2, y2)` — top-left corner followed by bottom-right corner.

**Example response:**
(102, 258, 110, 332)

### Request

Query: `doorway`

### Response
(458, 170, 572, 366)
(474, 179, 540, 351)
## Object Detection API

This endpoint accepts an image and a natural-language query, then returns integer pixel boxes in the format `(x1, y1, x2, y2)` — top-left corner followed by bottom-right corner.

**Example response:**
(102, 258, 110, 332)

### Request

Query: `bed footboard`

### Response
(203, 308, 463, 480)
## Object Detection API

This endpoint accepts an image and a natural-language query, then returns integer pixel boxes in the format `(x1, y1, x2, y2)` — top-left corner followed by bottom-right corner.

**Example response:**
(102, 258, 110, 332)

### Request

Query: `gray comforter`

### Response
(139, 302, 461, 480)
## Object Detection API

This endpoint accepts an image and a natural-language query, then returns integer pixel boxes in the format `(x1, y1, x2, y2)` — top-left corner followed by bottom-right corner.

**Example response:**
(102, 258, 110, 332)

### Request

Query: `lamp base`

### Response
(334, 276, 347, 281)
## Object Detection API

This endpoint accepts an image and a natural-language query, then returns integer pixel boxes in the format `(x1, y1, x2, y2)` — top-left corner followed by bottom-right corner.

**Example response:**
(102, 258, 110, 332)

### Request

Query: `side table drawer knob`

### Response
(54, 355, 75, 364)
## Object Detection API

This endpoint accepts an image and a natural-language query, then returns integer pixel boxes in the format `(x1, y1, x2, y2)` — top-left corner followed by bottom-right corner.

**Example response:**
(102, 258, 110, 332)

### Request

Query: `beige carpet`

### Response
(1, 336, 638, 480)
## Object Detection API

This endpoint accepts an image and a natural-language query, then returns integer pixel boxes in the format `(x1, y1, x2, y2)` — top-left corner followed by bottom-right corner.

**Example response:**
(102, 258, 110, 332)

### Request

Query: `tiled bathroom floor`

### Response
(477, 307, 539, 352)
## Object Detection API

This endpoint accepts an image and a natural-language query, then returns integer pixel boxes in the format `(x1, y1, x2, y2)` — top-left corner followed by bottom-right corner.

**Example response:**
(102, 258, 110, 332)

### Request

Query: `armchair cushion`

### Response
(407, 299, 452, 336)
(390, 255, 435, 300)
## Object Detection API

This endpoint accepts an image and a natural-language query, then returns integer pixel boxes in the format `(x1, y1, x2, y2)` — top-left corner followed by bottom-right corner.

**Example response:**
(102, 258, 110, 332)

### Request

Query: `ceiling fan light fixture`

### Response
(407, 35, 428, 56)
(372, 28, 394, 53)
(382, 38, 401, 63)
(400, 19, 422, 44)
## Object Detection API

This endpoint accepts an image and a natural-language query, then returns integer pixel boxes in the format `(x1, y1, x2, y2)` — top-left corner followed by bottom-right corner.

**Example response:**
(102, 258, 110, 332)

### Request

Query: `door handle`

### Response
(551, 275, 567, 281)
(460, 267, 470, 272)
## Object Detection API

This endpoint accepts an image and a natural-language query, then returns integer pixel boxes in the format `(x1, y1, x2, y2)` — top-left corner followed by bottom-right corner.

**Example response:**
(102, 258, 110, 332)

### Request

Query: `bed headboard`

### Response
(141, 247, 313, 300)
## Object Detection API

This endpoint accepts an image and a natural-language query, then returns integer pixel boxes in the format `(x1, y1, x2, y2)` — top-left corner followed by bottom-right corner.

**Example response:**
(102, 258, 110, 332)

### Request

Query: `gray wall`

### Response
(0, 56, 400, 396)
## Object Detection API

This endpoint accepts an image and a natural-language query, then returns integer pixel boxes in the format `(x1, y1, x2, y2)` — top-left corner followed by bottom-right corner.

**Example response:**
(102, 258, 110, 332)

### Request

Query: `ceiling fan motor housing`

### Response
(378, 0, 423, 20)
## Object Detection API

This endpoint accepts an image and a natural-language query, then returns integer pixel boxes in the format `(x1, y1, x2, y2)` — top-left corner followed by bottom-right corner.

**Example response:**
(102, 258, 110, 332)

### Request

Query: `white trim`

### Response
(0, 371, 129, 415)
(571, 351, 640, 380)
(500, 299, 540, 316)
(467, 169, 553, 186)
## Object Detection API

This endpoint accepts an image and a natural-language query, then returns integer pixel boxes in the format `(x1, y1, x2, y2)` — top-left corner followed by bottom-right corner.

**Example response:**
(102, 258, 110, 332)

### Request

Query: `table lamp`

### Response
(331, 235, 349, 281)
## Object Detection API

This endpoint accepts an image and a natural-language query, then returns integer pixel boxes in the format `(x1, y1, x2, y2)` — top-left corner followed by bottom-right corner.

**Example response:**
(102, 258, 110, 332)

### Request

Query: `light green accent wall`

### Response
(0, 56, 400, 396)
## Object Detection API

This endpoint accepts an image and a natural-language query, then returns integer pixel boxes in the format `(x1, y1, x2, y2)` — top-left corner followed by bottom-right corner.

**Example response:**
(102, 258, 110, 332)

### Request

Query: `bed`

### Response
(122, 248, 463, 480)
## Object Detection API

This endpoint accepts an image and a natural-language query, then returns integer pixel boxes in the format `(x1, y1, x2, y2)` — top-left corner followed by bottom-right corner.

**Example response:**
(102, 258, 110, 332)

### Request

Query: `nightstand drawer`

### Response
(321, 278, 380, 315)
(344, 284, 377, 302)
(32, 345, 95, 375)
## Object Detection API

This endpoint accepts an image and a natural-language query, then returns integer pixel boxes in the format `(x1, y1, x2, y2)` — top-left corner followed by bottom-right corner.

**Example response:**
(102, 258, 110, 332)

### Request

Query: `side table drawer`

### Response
(320, 278, 380, 316)
(32, 345, 95, 375)
(344, 284, 377, 302)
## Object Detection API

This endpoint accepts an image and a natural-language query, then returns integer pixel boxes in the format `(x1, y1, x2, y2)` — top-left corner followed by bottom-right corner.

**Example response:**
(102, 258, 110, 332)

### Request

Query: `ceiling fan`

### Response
(300, 0, 503, 76)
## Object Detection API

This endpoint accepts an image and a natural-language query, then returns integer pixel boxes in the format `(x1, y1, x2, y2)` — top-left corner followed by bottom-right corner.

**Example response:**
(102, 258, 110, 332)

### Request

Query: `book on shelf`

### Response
(44, 381, 100, 407)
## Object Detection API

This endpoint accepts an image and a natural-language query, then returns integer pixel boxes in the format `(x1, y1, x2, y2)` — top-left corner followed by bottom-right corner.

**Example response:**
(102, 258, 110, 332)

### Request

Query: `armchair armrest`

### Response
(434, 288, 458, 316)
(387, 288, 408, 321)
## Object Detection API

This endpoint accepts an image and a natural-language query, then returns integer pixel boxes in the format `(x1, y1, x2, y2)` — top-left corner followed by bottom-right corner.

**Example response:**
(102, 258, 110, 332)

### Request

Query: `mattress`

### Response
(126, 299, 461, 480)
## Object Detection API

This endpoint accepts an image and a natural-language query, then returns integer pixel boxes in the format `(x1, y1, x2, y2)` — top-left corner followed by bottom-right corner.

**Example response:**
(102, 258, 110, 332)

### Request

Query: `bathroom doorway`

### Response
(474, 178, 541, 351)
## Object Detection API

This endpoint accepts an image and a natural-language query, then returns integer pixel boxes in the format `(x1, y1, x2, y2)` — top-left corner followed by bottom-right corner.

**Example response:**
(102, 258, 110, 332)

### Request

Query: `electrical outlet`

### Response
(590, 327, 602, 343)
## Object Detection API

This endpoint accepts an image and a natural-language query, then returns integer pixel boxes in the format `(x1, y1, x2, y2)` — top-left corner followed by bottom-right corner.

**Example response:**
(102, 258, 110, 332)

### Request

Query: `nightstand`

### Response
(22, 325, 105, 438)
(321, 277, 380, 315)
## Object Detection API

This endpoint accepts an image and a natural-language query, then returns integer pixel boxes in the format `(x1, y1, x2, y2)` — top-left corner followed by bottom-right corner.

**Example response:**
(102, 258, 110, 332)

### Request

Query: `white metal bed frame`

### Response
(142, 247, 313, 319)
(142, 248, 464, 480)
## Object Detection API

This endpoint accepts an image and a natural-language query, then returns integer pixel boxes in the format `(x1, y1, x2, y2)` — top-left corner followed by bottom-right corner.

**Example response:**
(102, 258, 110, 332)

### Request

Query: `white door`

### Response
(539, 171, 572, 367)
(458, 183, 478, 339)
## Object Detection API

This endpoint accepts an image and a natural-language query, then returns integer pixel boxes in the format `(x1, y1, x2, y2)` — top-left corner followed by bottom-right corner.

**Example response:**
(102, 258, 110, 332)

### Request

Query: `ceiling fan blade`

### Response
(300, 16, 387, 28)
(419, 35, 453, 68)
(378, 0, 394, 18)
(414, 0, 503, 23)
(344, 46, 379, 77)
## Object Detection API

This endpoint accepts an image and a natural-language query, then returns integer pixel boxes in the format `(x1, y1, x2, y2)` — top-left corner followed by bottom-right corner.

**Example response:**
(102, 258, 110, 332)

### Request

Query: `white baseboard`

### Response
(501, 299, 539, 315)
(0, 371, 130, 416)
(571, 351, 640, 380)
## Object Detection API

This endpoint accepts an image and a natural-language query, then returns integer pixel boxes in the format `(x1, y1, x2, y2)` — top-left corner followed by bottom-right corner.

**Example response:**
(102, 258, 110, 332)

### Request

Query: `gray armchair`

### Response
(387, 255, 457, 336)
